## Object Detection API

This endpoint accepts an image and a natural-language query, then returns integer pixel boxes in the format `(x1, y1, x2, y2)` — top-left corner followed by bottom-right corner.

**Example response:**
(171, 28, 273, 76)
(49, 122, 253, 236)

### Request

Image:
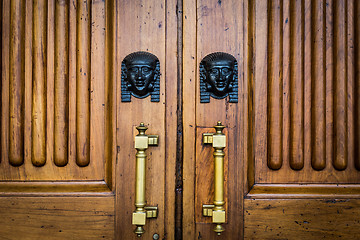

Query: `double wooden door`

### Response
(1, 0, 360, 239)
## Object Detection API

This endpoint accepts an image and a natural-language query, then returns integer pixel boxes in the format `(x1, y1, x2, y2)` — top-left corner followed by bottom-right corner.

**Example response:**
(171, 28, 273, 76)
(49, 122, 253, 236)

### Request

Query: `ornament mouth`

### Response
(135, 80, 145, 87)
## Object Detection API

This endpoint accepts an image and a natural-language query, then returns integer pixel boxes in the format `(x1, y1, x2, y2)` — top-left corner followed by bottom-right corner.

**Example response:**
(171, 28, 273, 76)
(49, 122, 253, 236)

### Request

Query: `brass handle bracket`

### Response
(132, 123, 159, 237)
(202, 121, 226, 236)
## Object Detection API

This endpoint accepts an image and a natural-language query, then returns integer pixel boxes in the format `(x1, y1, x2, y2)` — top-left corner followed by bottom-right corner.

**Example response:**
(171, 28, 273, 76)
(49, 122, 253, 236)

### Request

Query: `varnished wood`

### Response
(76, 0, 90, 167)
(0, 197, 114, 239)
(311, 0, 326, 170)
(9, 0, 25, 166)
(0, 181, 112, 196)
(183, 0, 244, 239)
(0, 0, 110, 181)
(334, 0, 347, 170)
(0, 0, 359, 239)
(355, 0, 360, 170)
(165, 0, 179, 238)
(289, 0, 304, 170)
(244, 199, 360, 239)
(195, 128, 228, 224)
(267, 0, 283, 170)
(116, 1, 168, 239)
(253, 0, 360, 184)
(182, 0, 197, 239)
(54, 0, 69, 167)
(247, 184, 360, 199)
(105, 0, 116, 191)
(32, 0, 47, 167)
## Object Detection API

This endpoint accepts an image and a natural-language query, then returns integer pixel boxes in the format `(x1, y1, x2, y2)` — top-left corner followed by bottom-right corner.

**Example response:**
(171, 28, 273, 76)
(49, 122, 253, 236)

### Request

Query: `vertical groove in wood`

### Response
(267, 0, 283, 170)
(333, 0, 347, 170)
(289, 0, 304, 170)
(311, 0, 326, 170)
(31, 0, 47, 167)
(282, 0, 291, 173)
(9, 0, 25, 166)
(247, 0, 255, 190)
(0, 0, 2, 164)
(355, 0, 360, 170)
(105, 0, 115, 190)
(54, 0, 69, 167)
(346, 0, 354, 173)
(76, 0, 90, 167)
(325, 0, 334, 171)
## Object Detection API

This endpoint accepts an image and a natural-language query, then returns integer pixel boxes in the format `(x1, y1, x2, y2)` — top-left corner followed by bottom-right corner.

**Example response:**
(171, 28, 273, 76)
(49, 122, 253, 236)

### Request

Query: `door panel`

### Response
(244, 0, 360, 239)
(1, 0, 359, 239)
(0, 197, 114, 240)
(183, 0, 244, 238)
(0, 0, 115, 239)
(115, 1, 177, 239)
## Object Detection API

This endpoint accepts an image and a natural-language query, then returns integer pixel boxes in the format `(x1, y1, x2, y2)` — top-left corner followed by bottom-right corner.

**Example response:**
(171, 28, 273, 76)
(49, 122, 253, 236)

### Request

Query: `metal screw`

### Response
(153, 233, 159, 240)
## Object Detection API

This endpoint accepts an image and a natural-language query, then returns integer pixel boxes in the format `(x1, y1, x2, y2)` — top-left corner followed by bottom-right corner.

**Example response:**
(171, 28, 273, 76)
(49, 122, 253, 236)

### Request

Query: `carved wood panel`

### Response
(252, 0, 360, 183)
(0, 0, 113, 182)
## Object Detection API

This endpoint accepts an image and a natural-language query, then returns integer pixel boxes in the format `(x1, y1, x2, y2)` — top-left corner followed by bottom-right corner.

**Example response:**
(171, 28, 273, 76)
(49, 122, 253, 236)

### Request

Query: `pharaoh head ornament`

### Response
(121, 51, 160, 102)
(200, 52, 238, 103)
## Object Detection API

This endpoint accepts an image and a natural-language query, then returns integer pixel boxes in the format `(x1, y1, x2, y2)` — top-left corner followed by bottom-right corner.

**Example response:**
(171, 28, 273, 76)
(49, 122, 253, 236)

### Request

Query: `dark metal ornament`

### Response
(200, 52, 238, 103)
(121, 51, 160, 102)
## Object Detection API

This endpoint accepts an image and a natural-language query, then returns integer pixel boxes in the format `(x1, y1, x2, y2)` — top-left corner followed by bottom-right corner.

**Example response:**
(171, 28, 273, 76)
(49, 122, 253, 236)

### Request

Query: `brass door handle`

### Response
(202, 121, 226, 235)
(132, 123, 159, 237)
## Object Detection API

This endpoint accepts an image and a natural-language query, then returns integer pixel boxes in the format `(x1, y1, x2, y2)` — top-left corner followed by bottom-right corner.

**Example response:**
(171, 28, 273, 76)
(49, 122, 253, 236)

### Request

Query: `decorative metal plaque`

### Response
(121, 51, 160, 102)
(200, 52, 238, 103)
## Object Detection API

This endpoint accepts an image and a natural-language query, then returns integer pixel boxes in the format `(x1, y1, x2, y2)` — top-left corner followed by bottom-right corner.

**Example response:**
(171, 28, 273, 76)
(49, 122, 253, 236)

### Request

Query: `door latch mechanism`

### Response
(132, 123, 159, 237)
(202, 121, 226, 235)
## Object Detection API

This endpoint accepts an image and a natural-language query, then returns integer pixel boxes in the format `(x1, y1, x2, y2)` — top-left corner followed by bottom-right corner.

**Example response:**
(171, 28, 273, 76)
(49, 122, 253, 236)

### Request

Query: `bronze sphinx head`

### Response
(121, 52, 160, 102)
(200, 52, 238, 103)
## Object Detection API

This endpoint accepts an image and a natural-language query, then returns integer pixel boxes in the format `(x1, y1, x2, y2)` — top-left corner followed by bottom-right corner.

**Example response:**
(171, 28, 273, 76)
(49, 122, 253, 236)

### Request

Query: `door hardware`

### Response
(121, 52, 160, 102)
(202, 121, 226, 235)
(132, 123, 159, 237)
(200, 52, 238, 103)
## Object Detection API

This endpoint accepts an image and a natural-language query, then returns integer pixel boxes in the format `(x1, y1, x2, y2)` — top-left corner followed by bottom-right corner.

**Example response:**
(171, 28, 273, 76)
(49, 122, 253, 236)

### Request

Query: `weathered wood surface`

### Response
(0, 197, 115, 240)
(245, 199, 360, 239)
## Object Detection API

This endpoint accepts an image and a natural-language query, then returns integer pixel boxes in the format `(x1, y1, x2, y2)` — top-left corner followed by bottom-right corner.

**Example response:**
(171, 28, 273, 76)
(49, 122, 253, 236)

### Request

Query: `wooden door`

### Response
(0, 0, 115, 239)
(242, 0, 360, 239)
(1, 0, 360, 240)
(182, 0, 360, 239)
(0, 0, 177, 239)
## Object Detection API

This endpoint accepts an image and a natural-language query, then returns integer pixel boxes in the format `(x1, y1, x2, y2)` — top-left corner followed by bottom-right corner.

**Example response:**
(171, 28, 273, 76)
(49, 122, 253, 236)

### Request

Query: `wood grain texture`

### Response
(9, 0, 25, 166)
(32, 0, 47, 167)
(244, 199, 360, 239)
(76, 0, 91, 167)
(0, 181, 112, 196)
(244, 0, 255, 193)
(54, 0, 69, 167)
(289, 0, 304, 170)
(182, 0, 197, 239)
(0, 197, 114, 240)
(355, 0, 360, 171)
(195, 128, 228, 224)
(116, 1, 167, 239)
(0, 0, 2, 164)
(165, 0, 178, 238)
(0, 0, 110, 182)
(311, 0, 326, 170)
(247, 184, 360, 199)
(105, 0, 116, 191)
(267, 0, 283, 170)
(333, 0, 347, 171)
(183, 0, 244, 238)
(253, 0, 360, 184)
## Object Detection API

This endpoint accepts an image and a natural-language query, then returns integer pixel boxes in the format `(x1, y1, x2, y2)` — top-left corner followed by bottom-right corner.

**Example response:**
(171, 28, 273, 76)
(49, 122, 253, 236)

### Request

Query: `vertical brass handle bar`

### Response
(132, 123, 158, 237)
(203, 121, 226, 235)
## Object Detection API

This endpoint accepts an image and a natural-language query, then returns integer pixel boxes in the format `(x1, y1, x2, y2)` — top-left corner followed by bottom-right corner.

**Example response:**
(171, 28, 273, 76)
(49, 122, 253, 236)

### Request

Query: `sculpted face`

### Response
(125, 58, 156, 97)
(204, 59, 234, 97)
